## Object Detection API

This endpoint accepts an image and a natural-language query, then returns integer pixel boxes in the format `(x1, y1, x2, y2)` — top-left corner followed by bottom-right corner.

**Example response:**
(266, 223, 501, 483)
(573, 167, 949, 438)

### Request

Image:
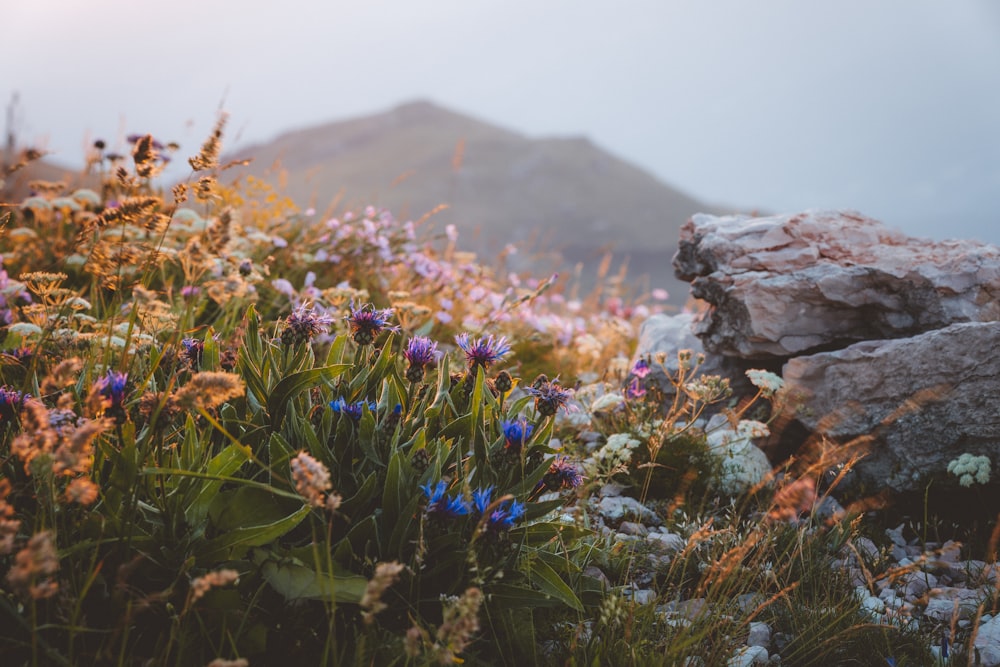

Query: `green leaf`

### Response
(267, 364, 351, 428)
(257, 553, 367, 603)
(196, 503, 310, 563)
(208, 486, 302, 532)
(382, 451, 407, 526)
(526, 557, 583, 611)
(485, 583, 565, 610)
(184, 443, 252, 525)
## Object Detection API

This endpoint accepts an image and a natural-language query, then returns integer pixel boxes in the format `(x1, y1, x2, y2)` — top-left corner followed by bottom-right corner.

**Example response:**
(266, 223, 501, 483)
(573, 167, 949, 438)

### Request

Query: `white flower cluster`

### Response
(585, 432, 641, 477)
(745, 369, 784, 397)
(590, 392, 625, 413)
(947, 453, 991, 487)
(706, 417, 772, 496)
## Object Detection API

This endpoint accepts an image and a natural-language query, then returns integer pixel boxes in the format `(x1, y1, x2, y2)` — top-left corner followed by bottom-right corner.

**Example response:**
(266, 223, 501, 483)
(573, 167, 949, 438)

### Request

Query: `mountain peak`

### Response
(222, 100, 721, 299)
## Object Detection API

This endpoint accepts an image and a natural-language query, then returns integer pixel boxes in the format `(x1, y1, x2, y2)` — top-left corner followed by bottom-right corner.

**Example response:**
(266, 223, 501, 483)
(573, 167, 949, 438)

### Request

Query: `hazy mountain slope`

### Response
(224, 100, 728, 300)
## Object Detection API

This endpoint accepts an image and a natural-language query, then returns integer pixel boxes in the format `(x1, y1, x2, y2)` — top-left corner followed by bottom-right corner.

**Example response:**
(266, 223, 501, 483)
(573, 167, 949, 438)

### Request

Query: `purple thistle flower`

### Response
(281, 303, 335, 346)
(346, 302, 397, 346)
(501, 417, 534, 454)
(455, 333, 511, 370)
(180, 285, 201, 300)
(403, 336, 438, 383)
(525, 378, 573, 417)
(421, 481, 470, 518)
(329, 397, 377, 421)
(542, 456, 584, 491)
(0, 386, 28, 423)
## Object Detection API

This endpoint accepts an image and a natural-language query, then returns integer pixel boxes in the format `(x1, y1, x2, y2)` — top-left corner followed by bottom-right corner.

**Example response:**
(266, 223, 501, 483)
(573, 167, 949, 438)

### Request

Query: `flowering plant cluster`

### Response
(0, 127, 599, 666)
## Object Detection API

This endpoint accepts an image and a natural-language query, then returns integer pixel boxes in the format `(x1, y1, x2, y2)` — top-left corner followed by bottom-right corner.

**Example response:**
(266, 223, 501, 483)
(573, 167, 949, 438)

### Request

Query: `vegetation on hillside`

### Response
(0, 118, 995, 666)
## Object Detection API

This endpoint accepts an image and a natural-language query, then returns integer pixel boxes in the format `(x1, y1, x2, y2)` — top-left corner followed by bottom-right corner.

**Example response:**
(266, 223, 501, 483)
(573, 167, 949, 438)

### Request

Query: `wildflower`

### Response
(501, 417, 534, 454)
(181, 337, 205, 366)
(180, 284, 201, 300)
(542, 456, 584, 491)
(525, 377, 573, 417)
(590, 392, 625, 413)
(190, 568, 240, 603)
(51, 417, 108, 476)
(280, 303, 335, 346)
(10, 399, 56, 473)
(174, 372, 245, 411)
(493, 370, 513, 394)
(487, 499, 525, 531)
(746, 369, 785, 398)
(6, 530, 60, 599)
(403, 336, 438, 383)
(325, 492, 343, 514)
(290, 451, 333, 507)
(64, 477, 99, 505)
(0, 479, 21, 555)
(631, 358, 651, 378)
(404, 625, 425, 658)
(472, 486, 495, 514)
(421, 481, 470, 518)
(455, 333, 511, 370)
(436, 587, 484, 663)
(625, 377, 647, 400)
(947, 453, 991, 487)
(329, 397, 376, 421)
(346, 302, 397, 345)
(360, 560, 405, 624)
(93, 370, 128, 413)
(0, 386, 28, 423)
(684, 375, 731, 404)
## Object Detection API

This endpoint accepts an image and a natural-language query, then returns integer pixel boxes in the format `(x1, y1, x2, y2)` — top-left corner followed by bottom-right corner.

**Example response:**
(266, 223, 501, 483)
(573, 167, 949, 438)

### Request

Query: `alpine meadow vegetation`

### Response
(0, 117, 996, 666)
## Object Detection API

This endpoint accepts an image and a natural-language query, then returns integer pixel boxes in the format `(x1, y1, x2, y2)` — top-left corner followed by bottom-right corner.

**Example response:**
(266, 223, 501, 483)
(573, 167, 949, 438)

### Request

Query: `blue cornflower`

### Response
(95, 370, 128, 409)
(542, 456, 585, 491)
(525, 378, 573, 417)
(501, 417, 534, 453)
(403, 336, 438, 383)
(281, 303, 335, 346)
(0, 386, 27, 422)
(472, 486, 495, 514)
(346, 302, 397, 345)
(180, 337, 205, 366)
(421, 481, 470, 518)
(471, 486, 525, 531)
(329, 397, 377, 421)
(455, 333, 511, 370)
(488, 500, 526, 530)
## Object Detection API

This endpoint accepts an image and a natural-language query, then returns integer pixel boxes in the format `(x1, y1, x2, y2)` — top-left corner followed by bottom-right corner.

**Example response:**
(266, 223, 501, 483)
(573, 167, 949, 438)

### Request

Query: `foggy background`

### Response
(4, 0, 999, 242)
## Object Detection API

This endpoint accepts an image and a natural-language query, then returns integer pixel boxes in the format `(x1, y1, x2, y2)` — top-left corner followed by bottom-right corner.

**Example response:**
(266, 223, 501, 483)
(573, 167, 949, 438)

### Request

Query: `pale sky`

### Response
(5, 0, 999, 242)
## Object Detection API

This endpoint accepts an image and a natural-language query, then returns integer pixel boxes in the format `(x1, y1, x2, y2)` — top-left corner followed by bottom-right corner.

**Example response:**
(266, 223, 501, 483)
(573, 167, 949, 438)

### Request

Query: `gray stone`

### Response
(631, 312, 758, 403)
(975, 614, 1000, 667)
(618, 521, 649, 536)
(781, 321, 1000, 493)
(747, 621, 771, 648)
(729, 645, 769, 667)
(595, 495, 658, 525)
(646, 531, 686, 553)
(673, 210, 1000, 359)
